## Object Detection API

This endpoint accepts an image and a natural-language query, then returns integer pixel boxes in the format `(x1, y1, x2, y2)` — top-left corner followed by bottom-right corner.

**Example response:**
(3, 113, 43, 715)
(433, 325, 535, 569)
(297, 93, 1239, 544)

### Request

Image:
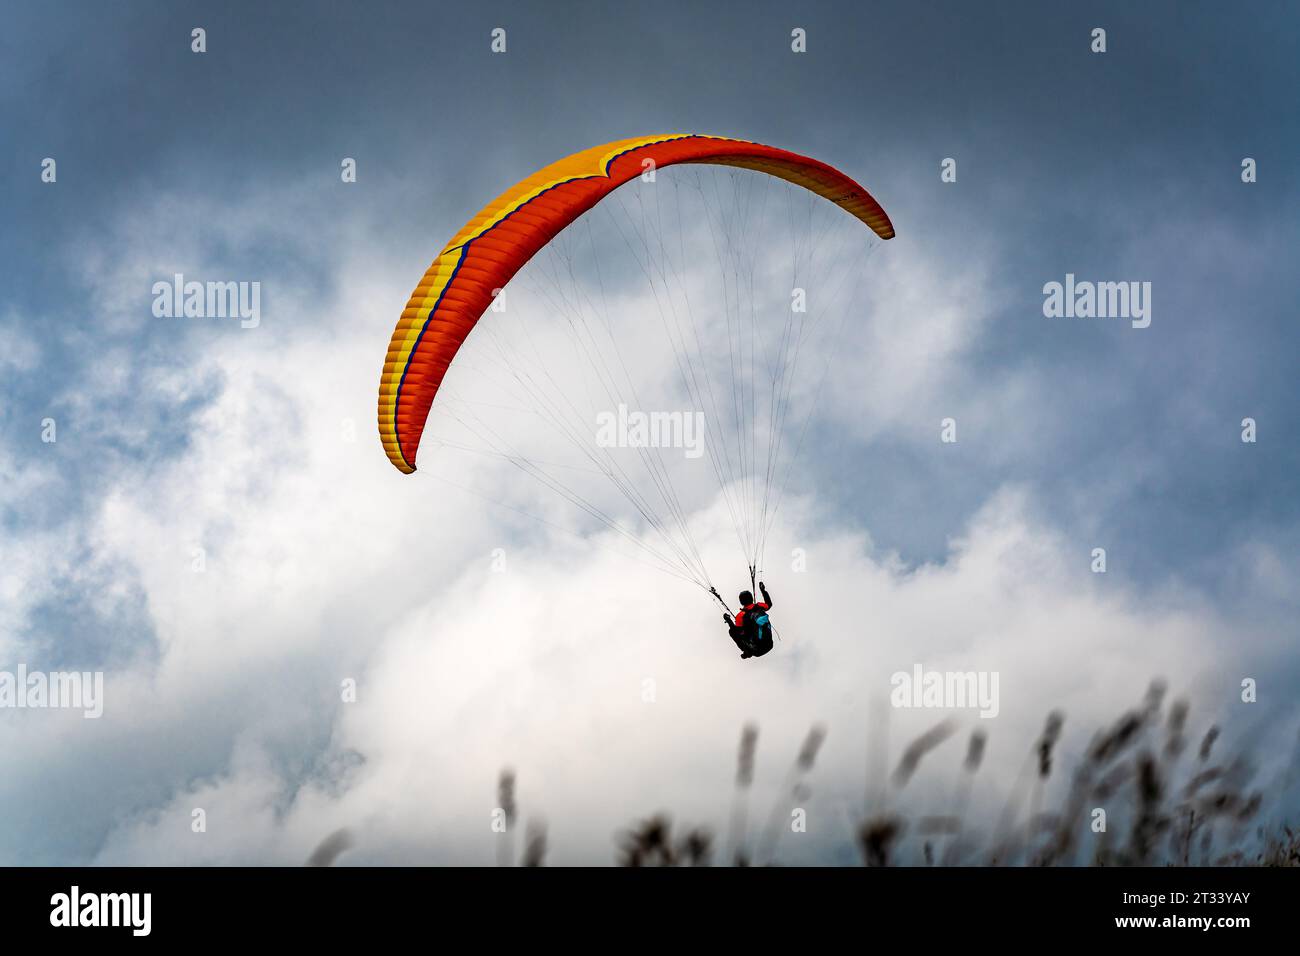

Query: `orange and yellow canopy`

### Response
(378, 134, 894, 474)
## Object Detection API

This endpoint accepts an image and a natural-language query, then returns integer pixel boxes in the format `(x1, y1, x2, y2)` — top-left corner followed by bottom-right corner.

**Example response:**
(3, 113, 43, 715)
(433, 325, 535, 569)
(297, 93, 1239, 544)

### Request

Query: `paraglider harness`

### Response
(737, 603, 774, 657)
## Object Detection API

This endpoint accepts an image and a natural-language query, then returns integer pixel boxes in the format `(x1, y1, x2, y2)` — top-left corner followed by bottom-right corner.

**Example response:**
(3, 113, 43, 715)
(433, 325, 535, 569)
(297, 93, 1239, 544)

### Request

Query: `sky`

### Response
(1, 0, 1298, 865)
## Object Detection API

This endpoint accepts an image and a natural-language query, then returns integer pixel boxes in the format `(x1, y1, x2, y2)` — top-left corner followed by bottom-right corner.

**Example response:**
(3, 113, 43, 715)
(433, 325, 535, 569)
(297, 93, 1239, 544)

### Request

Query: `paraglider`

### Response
(377, 134, 893, 655)
(723, 582, 775, 660)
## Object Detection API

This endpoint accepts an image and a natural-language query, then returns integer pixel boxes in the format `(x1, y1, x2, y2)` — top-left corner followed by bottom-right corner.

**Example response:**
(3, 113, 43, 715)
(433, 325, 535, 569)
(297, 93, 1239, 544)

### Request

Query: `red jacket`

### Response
(734, 602, 769, 628)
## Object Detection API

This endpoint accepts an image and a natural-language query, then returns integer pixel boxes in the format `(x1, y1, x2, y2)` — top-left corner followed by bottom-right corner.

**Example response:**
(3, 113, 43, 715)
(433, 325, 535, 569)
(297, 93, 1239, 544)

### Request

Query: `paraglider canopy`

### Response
(377, 134, 893, 600)
(379, 134, 893, 475)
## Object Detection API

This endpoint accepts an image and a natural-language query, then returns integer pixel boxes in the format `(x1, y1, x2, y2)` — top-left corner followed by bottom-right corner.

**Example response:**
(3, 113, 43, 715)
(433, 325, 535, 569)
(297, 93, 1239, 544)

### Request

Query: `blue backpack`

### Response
(743, 605, 772, 646)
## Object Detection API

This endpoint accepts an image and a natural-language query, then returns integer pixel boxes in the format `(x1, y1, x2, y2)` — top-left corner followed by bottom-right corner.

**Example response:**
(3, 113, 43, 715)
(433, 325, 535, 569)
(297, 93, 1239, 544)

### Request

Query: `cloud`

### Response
(3, 153, 1296, 866)
(70, 474, 1294, 866)
(0, 314, 41, 375)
